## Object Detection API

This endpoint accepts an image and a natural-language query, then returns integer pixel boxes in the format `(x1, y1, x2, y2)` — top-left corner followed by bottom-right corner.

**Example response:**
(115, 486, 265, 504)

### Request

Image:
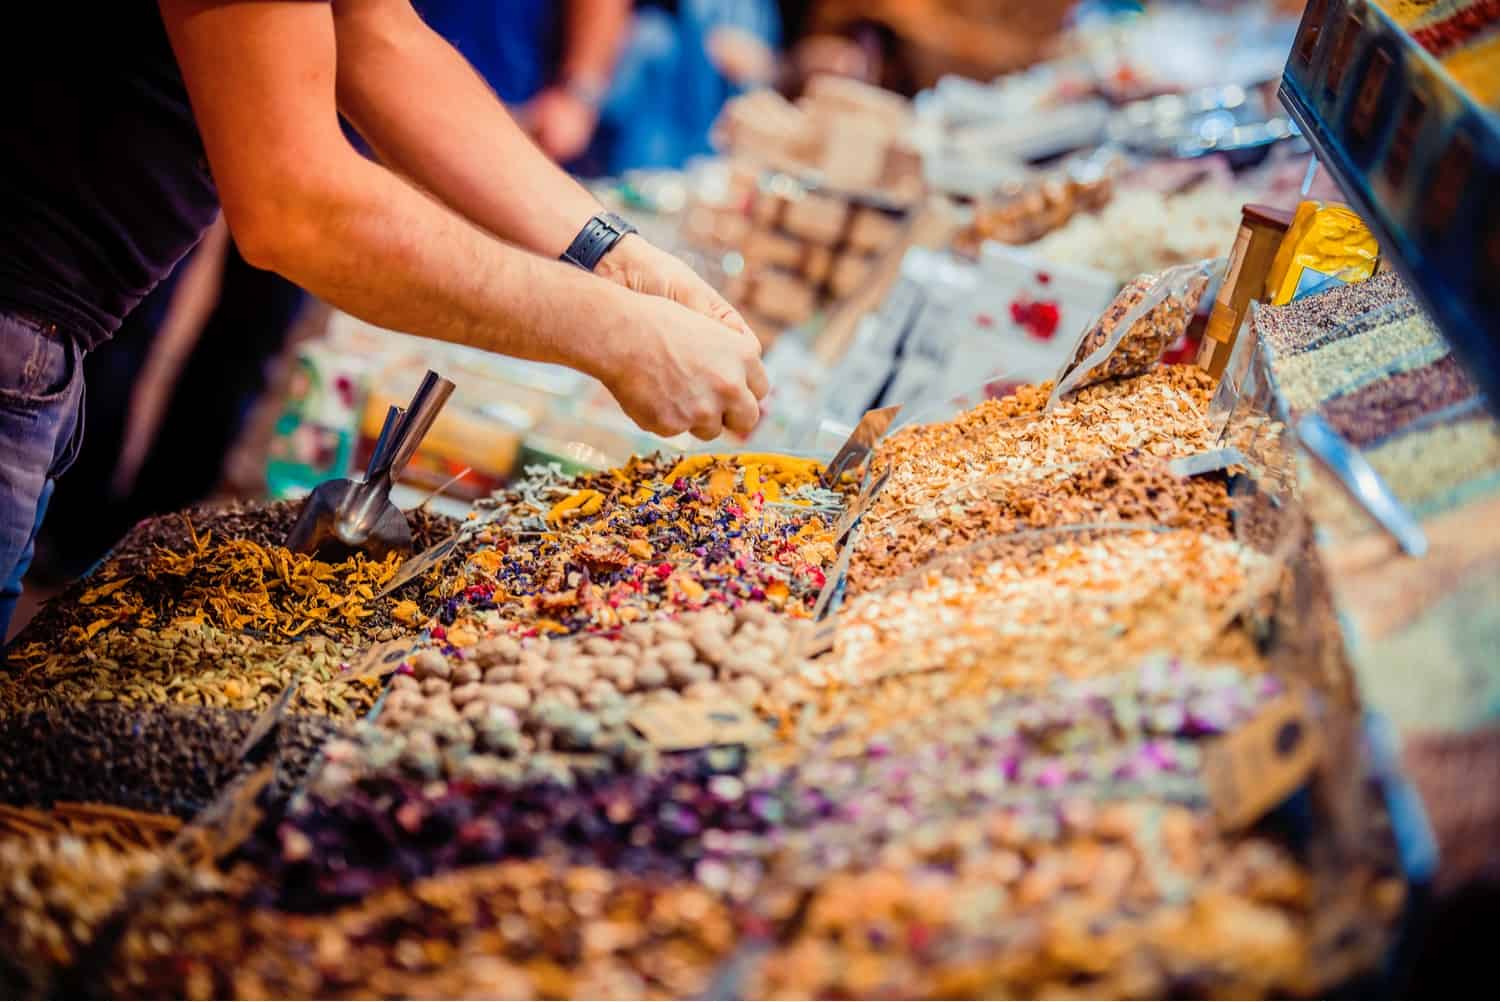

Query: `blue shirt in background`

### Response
(414, 0, 561, 105)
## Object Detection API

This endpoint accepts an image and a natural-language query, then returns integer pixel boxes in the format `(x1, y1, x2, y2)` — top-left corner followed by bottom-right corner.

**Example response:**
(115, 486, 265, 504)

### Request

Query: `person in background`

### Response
(415, 0, 632, 171)
(30, 0, 640, 591)
(598, 0, 783, 174)
(1, 0, 766, 641)
(801, 0, 1072, 95)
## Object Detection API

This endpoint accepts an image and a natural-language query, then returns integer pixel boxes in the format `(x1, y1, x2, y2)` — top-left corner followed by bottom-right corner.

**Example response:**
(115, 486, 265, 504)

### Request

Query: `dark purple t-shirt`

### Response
(2, 4, 258, 349)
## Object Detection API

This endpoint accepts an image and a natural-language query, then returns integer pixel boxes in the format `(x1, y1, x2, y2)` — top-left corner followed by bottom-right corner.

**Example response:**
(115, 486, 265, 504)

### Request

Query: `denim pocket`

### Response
(0, 314, 75, 408)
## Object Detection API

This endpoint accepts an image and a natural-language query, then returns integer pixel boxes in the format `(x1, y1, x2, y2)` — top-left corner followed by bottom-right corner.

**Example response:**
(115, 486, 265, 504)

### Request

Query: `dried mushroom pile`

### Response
(1, 328, 1405, 996)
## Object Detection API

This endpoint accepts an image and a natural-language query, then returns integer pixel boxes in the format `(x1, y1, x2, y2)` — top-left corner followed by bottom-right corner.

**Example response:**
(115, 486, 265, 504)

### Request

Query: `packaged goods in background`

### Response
(264, 341, 370, 500)
(1049, 261, 1215, 404)
(1029, 186, 1248, 282)
(1264, 201, 1380, 305)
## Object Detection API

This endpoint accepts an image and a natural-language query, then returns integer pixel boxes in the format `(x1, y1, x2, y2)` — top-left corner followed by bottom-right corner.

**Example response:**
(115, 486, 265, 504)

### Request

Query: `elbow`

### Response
(224, 214, 286, 273)
(219, 177, 328, 277)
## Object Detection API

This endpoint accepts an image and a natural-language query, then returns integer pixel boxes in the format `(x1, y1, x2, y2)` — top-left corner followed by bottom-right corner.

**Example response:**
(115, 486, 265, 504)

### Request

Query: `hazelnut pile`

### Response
(358, 606, 806, 781)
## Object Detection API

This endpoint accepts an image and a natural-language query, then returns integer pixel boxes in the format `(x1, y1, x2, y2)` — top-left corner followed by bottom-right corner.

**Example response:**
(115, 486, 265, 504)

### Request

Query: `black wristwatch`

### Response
(560, 212, 638, 272)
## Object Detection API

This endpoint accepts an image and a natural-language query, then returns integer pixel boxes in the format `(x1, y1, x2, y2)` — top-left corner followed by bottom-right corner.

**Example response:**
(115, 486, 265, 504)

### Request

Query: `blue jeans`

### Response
(0, 313, 85, 644)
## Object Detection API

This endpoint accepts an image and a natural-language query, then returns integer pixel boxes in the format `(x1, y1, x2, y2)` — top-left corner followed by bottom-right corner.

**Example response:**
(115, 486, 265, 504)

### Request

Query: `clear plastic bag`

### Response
(1045, 258, 1219, 408)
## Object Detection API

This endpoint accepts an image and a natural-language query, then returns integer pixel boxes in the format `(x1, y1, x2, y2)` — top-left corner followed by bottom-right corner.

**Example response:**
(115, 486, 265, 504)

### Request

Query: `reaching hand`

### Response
(597, 235, 755, 341)
(597, 290, 769, 441)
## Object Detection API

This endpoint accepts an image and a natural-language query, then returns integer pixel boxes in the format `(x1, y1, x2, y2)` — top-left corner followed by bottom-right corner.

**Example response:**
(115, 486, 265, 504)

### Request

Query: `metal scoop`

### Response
(285, 370, 456, 561)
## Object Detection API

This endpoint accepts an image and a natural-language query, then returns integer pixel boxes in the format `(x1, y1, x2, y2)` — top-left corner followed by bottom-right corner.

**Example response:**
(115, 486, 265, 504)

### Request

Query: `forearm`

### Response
(246, 152, 616, 376)
(559, 0, 631, 91)
(333, 3, 601, 257)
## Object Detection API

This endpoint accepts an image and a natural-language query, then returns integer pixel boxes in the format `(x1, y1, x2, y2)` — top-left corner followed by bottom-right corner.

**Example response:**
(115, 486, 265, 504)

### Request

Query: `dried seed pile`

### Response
(796, 530, 1266, 724)
(1253, 271, 1411, 357)
(2, 627, 380, 719)
(1319, 355, 1478, 447)
(110, 862, 734, 1000)
(366, 606, 800, 774)
(0, 704, 347, 819)
(848, 450, 1236, 593)
(0, 834, 168, 997)
(864, 367, 1220, 549)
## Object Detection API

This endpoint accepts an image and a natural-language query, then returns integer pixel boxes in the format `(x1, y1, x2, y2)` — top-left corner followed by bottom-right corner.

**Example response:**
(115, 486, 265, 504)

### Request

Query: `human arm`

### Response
(157, 0, 764, 437)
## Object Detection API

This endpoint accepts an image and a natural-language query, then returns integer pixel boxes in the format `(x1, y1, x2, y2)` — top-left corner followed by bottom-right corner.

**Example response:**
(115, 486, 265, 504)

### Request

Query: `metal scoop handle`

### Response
(335, 371, 454, 546)
(366, 404, 405, 478)
(382, 371, 456, 481)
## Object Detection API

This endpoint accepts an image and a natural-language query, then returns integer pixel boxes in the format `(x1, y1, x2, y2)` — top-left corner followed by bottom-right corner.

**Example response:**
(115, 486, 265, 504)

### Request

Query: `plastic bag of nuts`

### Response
(1048, 259, 1217, 407)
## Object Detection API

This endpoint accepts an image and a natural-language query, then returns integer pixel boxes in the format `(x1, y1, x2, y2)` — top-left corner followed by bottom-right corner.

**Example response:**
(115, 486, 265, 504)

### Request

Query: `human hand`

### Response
(593, 289, 769, 440)
(523, 86, 598, 163)
(597, 234, 754, 340)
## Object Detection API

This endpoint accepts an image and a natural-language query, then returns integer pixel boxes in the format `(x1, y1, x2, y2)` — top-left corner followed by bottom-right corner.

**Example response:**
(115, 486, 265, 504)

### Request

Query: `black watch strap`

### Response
(560, 212, 638, 272)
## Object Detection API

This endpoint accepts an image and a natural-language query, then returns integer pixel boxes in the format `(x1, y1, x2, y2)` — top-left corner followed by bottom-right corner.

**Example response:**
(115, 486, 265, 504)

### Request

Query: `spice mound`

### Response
(72, 524, 400, 642)
(864, 366, 1220, 552)
(0, 704, 349, 818)
(451, 453, 848, 636)
(365, 604, 802, 774)
(0, 833, 169, 996)
(11, 501, 470, 659)
(110, 861, 734, 1001)
(849, 450, 1236, 593)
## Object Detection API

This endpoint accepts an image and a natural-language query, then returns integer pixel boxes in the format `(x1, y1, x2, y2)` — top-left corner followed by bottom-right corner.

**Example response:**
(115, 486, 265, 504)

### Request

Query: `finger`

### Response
(678, 273, 754, 339)
(715, 298, 756, 341)
(690, 416, 724, 441)
(745, 353, 770, 401)
(722, 385, 761, 437)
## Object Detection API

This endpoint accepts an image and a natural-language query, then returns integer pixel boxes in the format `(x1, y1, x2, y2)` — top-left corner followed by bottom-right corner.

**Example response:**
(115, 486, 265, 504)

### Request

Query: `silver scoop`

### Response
(284, 370, 455, 561)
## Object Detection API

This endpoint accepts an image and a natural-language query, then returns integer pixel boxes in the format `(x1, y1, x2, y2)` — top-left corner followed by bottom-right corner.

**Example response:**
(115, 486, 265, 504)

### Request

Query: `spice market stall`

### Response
(11, 1, 1500, 990)
(1, 257, 1424, 998)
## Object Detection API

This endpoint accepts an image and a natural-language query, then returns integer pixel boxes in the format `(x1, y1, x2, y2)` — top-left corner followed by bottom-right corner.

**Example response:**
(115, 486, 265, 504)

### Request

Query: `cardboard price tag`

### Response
(629, 699, 772, 751)
(350, 637, 417, 680)
(375, 530, 465, 598)
(1203, 692, 1322, 830)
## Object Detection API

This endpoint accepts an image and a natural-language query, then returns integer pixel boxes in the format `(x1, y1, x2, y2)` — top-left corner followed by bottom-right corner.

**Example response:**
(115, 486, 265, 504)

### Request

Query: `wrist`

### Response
(558, 72, 608, 110)
(594, 231, 645, 287)
(557, 274, 640, 382)
(560, 212, 638, 273)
